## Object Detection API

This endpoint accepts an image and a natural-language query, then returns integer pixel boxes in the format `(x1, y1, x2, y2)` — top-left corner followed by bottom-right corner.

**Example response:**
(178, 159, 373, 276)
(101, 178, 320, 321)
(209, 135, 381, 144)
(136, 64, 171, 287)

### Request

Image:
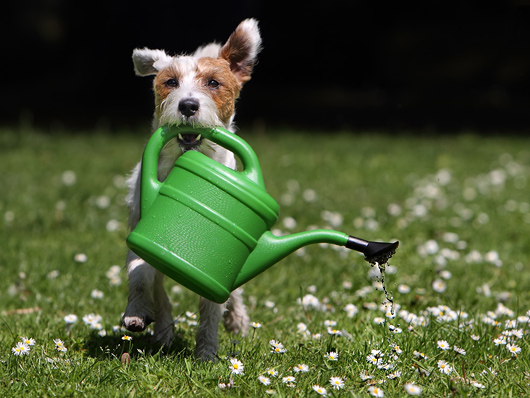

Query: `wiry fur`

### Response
(122, 19, 261, 360)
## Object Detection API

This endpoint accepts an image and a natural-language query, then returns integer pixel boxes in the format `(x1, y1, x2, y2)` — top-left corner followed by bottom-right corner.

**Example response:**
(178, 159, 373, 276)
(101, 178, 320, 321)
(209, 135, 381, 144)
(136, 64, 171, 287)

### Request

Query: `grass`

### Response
(1, 126, 530, 396)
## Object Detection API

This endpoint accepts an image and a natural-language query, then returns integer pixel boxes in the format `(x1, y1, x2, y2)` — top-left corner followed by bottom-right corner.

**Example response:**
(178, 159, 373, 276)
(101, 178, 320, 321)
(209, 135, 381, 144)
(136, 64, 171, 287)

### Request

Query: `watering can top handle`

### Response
(143, 125, 266, 188)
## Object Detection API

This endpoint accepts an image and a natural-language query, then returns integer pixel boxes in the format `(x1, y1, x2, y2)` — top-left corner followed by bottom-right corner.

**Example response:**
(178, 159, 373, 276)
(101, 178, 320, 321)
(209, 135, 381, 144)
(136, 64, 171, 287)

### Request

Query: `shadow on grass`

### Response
(80, 329, 194, 361)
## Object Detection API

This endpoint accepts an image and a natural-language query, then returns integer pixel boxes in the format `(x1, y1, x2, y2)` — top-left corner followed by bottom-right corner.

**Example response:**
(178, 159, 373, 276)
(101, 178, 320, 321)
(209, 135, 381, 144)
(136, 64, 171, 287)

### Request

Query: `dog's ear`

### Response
(219, 19, 262, 84)
(192, 42, 221, 59)
(132, 48, 173, 76)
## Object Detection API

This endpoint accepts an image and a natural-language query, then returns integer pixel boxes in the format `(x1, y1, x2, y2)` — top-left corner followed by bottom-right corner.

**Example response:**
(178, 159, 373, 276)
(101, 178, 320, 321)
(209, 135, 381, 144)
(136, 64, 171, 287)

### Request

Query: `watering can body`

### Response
(127, 126, 398, 304)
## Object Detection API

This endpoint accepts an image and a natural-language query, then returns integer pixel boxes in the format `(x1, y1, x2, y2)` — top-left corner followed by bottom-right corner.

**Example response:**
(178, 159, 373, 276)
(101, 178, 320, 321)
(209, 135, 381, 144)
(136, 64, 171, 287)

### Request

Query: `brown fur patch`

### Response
(153, 65, 180, 121)
(196, 58, 241, 124)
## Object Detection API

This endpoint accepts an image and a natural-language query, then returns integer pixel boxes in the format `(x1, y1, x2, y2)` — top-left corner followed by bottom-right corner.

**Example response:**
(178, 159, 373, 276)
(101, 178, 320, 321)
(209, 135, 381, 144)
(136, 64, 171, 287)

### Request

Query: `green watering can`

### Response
(126, 126, 399, 304)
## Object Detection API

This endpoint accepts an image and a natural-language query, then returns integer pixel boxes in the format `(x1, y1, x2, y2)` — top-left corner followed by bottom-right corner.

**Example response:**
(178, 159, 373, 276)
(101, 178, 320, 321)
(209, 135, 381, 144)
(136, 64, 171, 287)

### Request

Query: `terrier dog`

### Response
(123, 19, 262, 360)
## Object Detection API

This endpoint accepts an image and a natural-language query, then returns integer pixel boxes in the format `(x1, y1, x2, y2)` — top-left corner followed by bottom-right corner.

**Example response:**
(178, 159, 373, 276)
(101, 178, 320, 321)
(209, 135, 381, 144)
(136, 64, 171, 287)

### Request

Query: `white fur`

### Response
(123, 19, 260, 360)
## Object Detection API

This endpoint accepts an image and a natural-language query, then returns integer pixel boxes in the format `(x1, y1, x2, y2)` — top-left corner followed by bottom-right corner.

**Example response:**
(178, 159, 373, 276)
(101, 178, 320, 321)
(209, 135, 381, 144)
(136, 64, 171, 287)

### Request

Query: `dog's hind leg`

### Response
(224, 288, 249, 335)
(151, 271, 175, 346)
(122, 250, 156, 332)
(195, 297, 225, 360)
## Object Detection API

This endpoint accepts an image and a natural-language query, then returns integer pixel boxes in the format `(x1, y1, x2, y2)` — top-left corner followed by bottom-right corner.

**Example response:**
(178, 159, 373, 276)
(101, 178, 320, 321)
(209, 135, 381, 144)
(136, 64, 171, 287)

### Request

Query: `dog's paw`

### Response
(152, 323, 175, 347)
(122, 315, 152, 332)
(195, 346, 218, 362)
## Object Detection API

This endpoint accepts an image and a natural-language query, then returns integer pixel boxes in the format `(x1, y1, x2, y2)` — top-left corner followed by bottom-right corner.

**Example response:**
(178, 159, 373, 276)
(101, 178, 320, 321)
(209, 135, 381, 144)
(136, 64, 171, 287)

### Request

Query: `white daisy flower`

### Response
(312, 385, 327, 396)
(325, 351, 338, 361)
(404, 383, 422, 395)
(266, 368, 279, 377)
(437, 340, 451, 350)
(293, 364, 309, 373)
(269, 340, 286, 354)
(437, 360, 453, 374)
(54, 339, 67, 352)
(20, 337, 36, 346)
(64, 314, 78, 324)
(329, 376, 345, 390)
(368, 385, 384, 397)
(282, 376, 296, 385)
(507, 344, 521, 356)
(229, 358, 244, 375)
(12, 342, 30, 356)
(258, 375, 271, 385)
(90, 289, 104, 299)
(432, 279, 447, 293)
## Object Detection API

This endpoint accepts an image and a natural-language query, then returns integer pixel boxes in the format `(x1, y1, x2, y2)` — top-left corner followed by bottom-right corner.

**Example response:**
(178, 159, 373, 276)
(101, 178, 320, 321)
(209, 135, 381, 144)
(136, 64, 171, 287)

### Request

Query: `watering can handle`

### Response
(140, 126, 266, 217)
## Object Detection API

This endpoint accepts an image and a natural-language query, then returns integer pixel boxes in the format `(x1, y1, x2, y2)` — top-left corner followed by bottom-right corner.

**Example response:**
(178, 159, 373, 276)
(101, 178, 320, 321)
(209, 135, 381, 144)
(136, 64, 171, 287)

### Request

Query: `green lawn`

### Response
(1, 127, 530, 396)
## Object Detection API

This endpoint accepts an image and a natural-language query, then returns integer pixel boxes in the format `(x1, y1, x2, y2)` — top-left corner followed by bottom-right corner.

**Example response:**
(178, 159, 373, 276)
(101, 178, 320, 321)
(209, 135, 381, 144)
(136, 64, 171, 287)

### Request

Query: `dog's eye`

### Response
(207, 79, 220, 88)
(165, 79, 178, 88)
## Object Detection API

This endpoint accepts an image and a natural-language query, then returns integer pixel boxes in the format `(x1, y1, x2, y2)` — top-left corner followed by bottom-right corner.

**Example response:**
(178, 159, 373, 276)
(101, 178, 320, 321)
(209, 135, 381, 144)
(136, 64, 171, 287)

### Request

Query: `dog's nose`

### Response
(178, 98, 200, 117)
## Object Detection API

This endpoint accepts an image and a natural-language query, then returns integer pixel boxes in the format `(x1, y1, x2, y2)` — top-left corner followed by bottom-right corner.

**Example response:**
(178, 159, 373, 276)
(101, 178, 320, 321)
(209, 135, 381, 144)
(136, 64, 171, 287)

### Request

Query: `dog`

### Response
(122, 19, 262, 360)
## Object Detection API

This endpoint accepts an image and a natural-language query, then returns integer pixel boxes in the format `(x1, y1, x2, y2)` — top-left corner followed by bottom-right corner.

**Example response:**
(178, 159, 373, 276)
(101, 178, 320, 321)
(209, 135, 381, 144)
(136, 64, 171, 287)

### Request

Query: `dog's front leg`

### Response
(123, 250, 156, 332)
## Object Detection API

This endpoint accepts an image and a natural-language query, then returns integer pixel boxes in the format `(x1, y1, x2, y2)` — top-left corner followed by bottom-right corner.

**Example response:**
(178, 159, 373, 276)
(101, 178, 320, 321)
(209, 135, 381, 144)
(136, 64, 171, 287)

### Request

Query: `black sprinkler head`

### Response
(346, 236, 400, 265)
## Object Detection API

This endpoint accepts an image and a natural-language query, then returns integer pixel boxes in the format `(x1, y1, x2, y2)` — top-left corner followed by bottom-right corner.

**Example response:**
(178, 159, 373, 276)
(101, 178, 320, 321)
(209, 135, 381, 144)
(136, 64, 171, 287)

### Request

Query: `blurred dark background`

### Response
(3, 0, 530, 133)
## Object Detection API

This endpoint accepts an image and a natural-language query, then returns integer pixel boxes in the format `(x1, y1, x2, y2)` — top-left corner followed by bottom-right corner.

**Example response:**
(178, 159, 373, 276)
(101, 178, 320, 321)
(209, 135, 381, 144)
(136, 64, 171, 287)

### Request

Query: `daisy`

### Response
(258, 375, 271, 385)
(324, 351, 339, 361)
(404, 383, 422, 396)
(297, 322, 308, 333)
(54, 339, 67, 352)
(344, 303, 359, 318)
(327, 327, 342, 336)
(470, 334, 480, 341)
(453, 346, 466, 355)
(437, 340, 451, 350)
(82, 313, 102, 326)
(282, 376, 296, 386)
(293, 364, 309, 373)
(367, 354, 382, 366)
(368, 385, 384, 397)
(398, 284, 411, 294)
(229, 358, 244, 375)
(360, 371, 373, 381)
(329, 376, 345, 390)
(493, 337, 507, 345)
(507, 344, 521, 356)
(413, 350, 428, 360)
(269, 340, 287, 354)
(387, 371, 401, 379)
(122, 335, 133, 341)
(64, 314, 78, 324)
(12, 342, 30, 356)
(312, 385, 327, 396)
(432, 279, 447, 293)
(90, 289, 104, 299)
(20, 337, 36, 346)
(391, 343, 403, 355)
(374, 317, 385, 325)
(251, 322, 262, 329)
(437, 360, 453, 375)
(266, 368, 279, 377)
(324, 320, 337, 327)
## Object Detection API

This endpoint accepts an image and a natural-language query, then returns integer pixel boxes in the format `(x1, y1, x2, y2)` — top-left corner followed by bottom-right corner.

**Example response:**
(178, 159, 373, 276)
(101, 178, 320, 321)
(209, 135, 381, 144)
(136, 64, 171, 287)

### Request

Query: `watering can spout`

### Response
(233, 230, 399, 290)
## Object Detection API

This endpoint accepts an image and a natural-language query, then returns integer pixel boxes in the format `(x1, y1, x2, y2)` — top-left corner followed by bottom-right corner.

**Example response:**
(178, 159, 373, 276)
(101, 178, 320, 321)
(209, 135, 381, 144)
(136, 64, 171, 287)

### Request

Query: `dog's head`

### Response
(132, 19, 261, 150)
